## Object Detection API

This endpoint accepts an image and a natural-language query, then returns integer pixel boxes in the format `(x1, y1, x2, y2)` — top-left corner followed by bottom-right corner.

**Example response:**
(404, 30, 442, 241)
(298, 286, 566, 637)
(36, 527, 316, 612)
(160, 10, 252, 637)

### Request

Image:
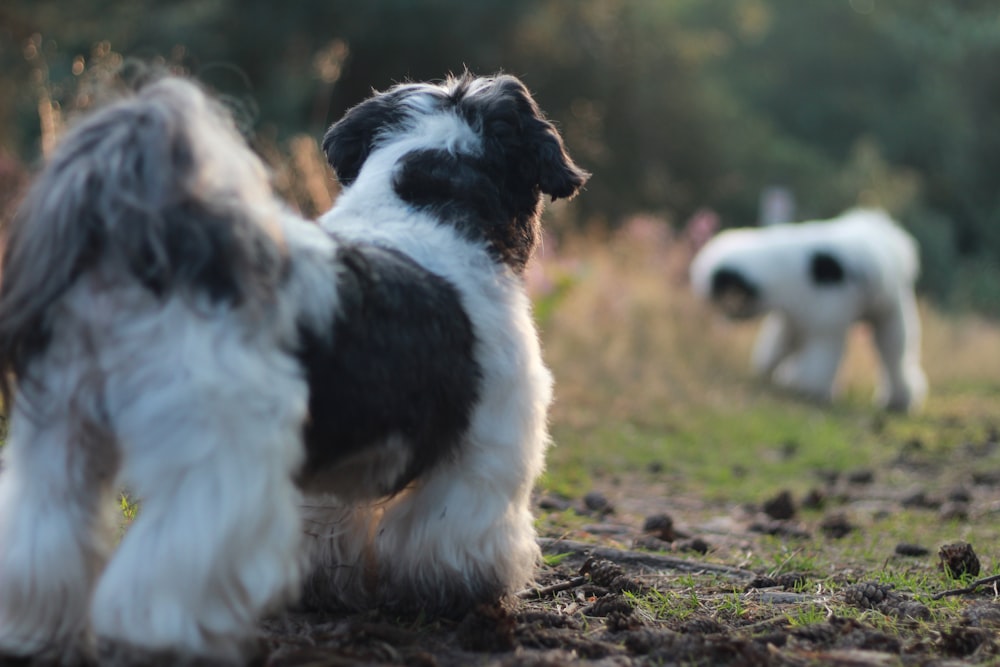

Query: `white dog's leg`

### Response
(872, 290, 927, 412)
(0, 399, 118, 661)
(774, 331, 846, 402)
(373, 360, 551, 613)
(90, 330, 307, 662)
(751, 313, 797, 378)
(373, 456, 542, 613)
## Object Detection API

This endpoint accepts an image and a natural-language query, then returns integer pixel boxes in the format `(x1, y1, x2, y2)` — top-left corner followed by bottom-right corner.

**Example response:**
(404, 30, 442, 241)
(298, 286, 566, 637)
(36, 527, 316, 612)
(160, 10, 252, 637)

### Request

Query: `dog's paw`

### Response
(0, 647, 95, 667)
(94, 638, 262, 667)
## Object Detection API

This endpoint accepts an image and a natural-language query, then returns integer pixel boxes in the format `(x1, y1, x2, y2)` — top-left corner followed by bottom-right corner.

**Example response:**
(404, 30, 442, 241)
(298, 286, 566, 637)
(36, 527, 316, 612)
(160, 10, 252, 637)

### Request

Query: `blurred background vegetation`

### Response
(1, 0, 999, 314)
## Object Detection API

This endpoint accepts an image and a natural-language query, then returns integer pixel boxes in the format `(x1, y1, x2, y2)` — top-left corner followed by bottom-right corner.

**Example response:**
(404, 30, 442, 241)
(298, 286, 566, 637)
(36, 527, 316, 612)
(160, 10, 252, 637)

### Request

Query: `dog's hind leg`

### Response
(89, 317, 309, 663)
(871, 289, 927, 412)
(373, 344, 553, 615)
(373, 442, 545, 615)
(0, 393, 119, 663)
(773, 330, 847, 403)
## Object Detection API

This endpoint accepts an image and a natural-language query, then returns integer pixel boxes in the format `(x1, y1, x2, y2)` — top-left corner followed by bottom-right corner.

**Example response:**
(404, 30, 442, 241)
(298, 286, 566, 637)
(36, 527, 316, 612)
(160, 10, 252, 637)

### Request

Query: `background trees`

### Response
(1, 0, 998, 312)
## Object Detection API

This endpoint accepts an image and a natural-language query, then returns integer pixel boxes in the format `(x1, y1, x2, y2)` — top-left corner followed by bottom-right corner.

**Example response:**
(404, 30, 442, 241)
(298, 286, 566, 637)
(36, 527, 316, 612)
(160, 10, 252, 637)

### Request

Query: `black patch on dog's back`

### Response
(809, 251, 845, 285)
(297, 241, 481, 493)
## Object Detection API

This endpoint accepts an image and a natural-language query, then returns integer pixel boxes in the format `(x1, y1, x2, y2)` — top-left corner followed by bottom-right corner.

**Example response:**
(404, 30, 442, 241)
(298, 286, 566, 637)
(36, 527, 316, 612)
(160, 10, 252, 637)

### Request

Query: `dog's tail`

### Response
(0, 76, 287, 406)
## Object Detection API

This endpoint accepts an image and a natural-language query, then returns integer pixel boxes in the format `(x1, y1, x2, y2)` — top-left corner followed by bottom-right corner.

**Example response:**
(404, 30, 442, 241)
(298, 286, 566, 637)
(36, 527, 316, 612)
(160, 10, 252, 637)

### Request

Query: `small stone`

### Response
(749, 520, 812, 539)
(583, 491, 613, 514)
(819, 512, 855, 539)
(814, 469, 840, 485)
(642, 513, 676, 542)
(947, 487, 972, 503)
(801, 488, 826, 510)
(674, 537, 710, 554)
(894, 542, 930, 557)
(939, 501, 969, 522)
(762, 490, 796, 520)
(846, 469, 875, 485)
(538, 494, 571, 511)
(779, 440, 799, 460)
(901, 489, 940, 509)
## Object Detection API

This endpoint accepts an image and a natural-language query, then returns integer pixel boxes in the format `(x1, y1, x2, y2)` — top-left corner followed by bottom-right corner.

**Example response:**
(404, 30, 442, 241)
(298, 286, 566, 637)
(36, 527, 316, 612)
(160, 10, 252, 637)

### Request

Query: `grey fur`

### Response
(0, 78, 287, 404)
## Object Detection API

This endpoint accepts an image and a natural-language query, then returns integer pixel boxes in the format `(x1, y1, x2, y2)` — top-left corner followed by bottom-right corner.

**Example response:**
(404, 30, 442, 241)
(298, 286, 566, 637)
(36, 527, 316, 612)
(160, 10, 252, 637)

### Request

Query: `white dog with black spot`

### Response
(690, 208, 927, 412)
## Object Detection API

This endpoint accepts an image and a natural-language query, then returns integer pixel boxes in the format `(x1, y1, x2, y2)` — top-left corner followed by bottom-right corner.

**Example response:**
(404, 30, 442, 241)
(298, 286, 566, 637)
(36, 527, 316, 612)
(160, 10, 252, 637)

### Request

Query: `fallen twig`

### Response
(517, 575, 588, 599)
(538, 538, 755, 579)
(931, 573, 1000, 600)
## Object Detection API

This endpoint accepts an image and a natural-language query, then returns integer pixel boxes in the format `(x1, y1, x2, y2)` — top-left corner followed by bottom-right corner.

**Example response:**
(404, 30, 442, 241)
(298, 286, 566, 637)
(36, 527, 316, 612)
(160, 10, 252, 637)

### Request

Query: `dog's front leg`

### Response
(88, 326, 309, 664)
(0, 395, 118, 664)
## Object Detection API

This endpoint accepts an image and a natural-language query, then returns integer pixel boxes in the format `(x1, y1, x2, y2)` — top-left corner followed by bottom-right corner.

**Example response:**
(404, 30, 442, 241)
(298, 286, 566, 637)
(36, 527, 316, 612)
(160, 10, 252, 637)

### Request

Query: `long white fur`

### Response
(0, 79, 311, 662)
(303, 104, 552, 609)
(690, 208, 927, 411)
(0, 74, 562, 662)
(0, 289, 310, 662)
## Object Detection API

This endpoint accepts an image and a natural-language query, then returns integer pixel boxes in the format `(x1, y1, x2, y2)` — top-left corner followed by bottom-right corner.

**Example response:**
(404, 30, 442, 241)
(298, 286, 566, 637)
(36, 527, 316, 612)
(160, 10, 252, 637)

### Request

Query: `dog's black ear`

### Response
(531, 119, 590, 200)
(476, 75, 589, 201)
(322, 93, 405, 187)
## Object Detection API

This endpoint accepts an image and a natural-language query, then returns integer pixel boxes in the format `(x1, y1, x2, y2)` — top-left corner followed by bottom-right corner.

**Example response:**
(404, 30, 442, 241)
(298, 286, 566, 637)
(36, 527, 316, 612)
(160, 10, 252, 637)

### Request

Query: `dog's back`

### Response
(0, 77, 288, 405)
(0, 76, 309, 664)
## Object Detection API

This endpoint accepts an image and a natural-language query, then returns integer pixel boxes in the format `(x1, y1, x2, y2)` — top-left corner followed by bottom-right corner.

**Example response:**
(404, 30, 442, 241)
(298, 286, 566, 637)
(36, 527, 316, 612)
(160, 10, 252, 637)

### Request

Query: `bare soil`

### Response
(259, 433, 1000, 667)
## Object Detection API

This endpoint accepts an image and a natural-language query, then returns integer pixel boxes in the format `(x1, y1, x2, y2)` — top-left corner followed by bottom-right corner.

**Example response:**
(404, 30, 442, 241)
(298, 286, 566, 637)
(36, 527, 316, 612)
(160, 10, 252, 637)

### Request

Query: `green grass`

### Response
(545, 399, 885, 503)
(531, 227, 1000, 650)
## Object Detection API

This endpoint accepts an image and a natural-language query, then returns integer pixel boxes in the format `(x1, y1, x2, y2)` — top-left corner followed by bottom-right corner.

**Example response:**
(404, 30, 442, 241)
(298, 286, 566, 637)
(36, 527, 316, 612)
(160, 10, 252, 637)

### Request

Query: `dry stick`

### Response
(931, 573, 1000, 600)
(517, 575, 588, 600)
(538, 538, 756, 579)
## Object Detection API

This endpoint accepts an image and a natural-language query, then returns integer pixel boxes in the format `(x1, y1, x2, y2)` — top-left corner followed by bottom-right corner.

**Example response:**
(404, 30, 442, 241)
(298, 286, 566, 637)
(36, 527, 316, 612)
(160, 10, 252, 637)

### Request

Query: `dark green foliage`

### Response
(1, 0, 998, 311)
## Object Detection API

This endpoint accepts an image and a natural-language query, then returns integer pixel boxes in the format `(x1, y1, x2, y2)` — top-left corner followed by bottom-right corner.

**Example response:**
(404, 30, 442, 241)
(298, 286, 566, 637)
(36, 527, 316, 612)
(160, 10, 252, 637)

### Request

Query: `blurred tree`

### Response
(1, 0, 998, 311)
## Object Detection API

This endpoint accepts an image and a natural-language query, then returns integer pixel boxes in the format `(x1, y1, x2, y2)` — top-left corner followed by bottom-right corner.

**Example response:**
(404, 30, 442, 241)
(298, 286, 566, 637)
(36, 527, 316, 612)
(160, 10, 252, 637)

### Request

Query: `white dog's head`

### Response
(322, 73, 589, 272)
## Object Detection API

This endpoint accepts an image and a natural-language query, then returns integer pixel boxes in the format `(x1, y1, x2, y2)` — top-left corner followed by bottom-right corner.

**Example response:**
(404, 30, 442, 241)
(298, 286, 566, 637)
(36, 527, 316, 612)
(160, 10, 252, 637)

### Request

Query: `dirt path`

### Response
(260, 451, 1000, 666)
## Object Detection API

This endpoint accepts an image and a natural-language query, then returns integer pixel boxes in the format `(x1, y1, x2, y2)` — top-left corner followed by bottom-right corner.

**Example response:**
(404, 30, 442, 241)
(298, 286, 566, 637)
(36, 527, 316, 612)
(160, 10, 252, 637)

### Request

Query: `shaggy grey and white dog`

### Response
(690, 208, 926, 412)
(0, 73, 587, 663)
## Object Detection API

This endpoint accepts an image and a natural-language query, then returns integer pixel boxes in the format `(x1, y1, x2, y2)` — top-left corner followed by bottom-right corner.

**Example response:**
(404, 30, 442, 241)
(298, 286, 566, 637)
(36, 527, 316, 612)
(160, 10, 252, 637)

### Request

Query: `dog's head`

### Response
(689, 228, 770, 321)
(322, 73, 589, 271)
(691, 224, 858, 321)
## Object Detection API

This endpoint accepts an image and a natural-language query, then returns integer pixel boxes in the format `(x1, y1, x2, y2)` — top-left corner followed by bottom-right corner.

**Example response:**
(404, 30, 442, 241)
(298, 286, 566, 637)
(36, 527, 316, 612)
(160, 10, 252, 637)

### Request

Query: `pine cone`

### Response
(938, 542, 981, 579)
(581, 558, 624, 587)
(843, 582, 893, 609)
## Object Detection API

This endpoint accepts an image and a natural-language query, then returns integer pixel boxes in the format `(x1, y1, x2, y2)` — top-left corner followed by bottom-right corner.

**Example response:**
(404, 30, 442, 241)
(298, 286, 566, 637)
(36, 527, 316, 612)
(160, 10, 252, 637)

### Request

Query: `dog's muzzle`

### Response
(710, 268, 762, 320)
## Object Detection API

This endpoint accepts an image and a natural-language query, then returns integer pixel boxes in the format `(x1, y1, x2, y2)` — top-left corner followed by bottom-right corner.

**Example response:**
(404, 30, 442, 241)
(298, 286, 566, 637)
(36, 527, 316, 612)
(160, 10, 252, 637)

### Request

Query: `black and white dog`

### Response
(690, 209, 926, 411)
(0, 73, 587, 663)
